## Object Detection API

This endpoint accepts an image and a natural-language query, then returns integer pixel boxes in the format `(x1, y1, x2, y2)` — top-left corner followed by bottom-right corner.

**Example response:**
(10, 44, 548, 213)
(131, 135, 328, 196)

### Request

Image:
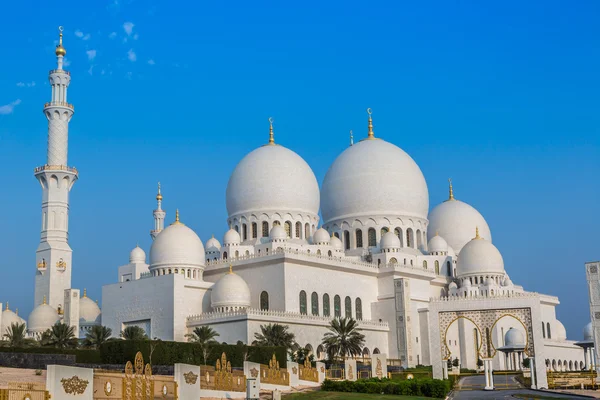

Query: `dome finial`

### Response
(435, 230, 439, 236)
(55, 26, 66, 57)
(156, 182, 163, 201)
(229, 263, 233, 274)
(42, 296, 47, 305)
(268, 117, 275, 145)
(448, 178, 455, 201)
(83, 288, 87, 298)
(366, 108, 375, 140)
(474, 226, 481, 239)
(5, 302, 8, 311)
(175, 209, 180, 224)
(350, 130, 354, 146)
(15, 308, 18, 316)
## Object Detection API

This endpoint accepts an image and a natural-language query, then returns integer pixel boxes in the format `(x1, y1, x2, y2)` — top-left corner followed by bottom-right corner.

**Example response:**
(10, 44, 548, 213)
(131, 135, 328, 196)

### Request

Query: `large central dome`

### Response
(226, 142, 320, 218)
(321, 134, 429, 224)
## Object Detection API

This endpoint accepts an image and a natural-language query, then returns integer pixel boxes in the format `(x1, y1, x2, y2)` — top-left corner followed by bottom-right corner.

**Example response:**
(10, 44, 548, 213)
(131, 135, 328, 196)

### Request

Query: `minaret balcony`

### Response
(34, 164, 78, 176)
(49, 69, 70, 76)
(44, 101, 74, 110)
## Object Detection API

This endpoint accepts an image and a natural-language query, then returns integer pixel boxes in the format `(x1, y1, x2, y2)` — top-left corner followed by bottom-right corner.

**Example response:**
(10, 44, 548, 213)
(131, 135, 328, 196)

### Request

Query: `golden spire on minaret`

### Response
(156, 182, 163, 201)
(55, 26, 66, 57)
(268, 117, 275, 145)
(447, 178, 455, 201)
(366, 108, 375, 140)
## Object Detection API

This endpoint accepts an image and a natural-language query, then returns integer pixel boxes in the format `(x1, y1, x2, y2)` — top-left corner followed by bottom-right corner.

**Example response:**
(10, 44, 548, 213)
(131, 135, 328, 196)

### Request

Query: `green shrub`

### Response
(320, 378, 451, 398)
(0, 347, 101, 363)
(98, 340, 286, 367)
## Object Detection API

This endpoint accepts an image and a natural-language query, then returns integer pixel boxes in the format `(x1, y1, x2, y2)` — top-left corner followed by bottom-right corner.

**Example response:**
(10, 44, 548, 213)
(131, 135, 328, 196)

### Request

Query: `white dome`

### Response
(223, 228, 241, 246)
(380, 231, 401, 249)
(428, 235, 448, 253)
(129, 246, 146, 264)
(502, 276, 513, 287)
(27, 303, 59, 333)
(505, 328, 525, 347)
(270, 225, 287, 241)
(211, 270, 251, 310)
(1, 308, 26, 334)
(226, 144, 320, 218)
(205, 236, 221, 251)
(321, 138, 429, 224)
(462, 278, 472, 287)
(457, 235, 504, 278)
(552, 320, 567, 341)
(313, 228, 330, 245)
(449, 282, 458, 290)
(149, 221, 205, 269)
(584, 322, 593, 341)
(330, 235, 343, 250)
(428, 195, 491, 254)
(486, 277, 495, 286)
(79, 292, 101, 324)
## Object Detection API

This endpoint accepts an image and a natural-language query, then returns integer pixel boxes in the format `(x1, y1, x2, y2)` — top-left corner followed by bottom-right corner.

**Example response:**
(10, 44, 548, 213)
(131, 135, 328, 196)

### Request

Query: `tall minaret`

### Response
(151, 182, 166, 239)
(33, 27, 77, 310)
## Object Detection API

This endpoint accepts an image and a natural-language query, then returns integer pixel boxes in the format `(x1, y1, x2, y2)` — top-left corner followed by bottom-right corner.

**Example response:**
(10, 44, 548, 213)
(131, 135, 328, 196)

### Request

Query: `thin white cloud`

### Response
(0, 99, 22, 115)
(147, 59, 155, 65)
(86, 50, 97, 61)
(123, 22, 134, 36)
(63, 58, 71, 67)
(75, 30, 91, 40)
(88, 65, 94, 76)
(75, 30, 84, 38)
(16, 81, 36, 88)
(127, 49, 137, 62)
(83, 34, 91, 40)
(133, 33, 139, 40)
(109, 32, 117, 39)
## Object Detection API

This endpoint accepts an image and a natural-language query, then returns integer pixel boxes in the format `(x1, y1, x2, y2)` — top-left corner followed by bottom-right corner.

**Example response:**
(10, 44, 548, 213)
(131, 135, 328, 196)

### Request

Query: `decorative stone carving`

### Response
(60, 375, 89, 395)
(184, 371, 198, 385)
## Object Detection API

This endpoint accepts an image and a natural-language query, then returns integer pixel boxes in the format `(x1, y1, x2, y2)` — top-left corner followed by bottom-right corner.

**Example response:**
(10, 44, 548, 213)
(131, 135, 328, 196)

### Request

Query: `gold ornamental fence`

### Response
(260, 354, 290, 386)
(298, 358, 319, 382)
(0, 382, 50, 400)
(199, 353, 246, 392)
(548, 371, 597, 389)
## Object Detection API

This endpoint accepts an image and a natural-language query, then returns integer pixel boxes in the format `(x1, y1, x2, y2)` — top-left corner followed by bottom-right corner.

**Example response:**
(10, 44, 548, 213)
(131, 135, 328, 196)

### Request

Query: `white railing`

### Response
(187, 308, 389, 328)
(430, 291, 541, 303)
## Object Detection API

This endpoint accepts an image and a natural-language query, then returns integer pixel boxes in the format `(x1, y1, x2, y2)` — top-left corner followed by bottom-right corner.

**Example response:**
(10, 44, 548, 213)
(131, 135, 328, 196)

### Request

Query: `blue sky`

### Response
(0, 0, 598, 339)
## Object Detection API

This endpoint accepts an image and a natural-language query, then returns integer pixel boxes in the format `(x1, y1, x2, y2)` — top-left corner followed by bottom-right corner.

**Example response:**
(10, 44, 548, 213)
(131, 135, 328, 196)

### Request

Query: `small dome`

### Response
(149, 220, 205, 269)
(462, 278, 472, 287)
(428, 234, 448, 253)
(223, 229, 241, 246)
(552, 320, 567, 341)
(1, 307, 26, 335)
(226, 144, 320, 219)
(79, 292, 101, 325)
(270, 225, 287, 241)
(428, 189, 492, 254)
(505, 328, 525, 347)
(486, 277, 496, 286)
(211, 269, 251, 310)
(205, 236, 221, 252)
(457, 233, 504, 278)
(502, 276, 513, 287)
(129, 246, 146, 264)
(313, 228, 330, 245)
(449, 282, 458, 290)
(584, 322, 593, 341)
(380, 231, 401, 249)
(28, 303, 59, 333)
(330, 235, 343, 250)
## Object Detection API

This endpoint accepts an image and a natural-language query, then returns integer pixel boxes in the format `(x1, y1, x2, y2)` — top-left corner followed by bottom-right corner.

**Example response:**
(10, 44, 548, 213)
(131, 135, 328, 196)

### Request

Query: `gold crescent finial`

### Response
(474, 226, 480, 239)
(448, 178, 454, 201)
(156, 182, 163, 201)
(175, 209, 180, 222)
(55, 26, 66, 57)
(268, 117, 275, 145)
(42, 296, 47, 305)
(366, 108, 375, 140)
(229, 264, 233, 274)
(83, 288, 87, 298)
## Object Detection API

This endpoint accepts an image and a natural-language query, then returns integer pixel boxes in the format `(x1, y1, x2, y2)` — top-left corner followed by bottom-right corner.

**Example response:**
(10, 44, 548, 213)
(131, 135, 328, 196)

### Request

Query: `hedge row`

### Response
(0, 347, 102, 363)
(321, 378, 451, 398)
(99, 340, 287, 368)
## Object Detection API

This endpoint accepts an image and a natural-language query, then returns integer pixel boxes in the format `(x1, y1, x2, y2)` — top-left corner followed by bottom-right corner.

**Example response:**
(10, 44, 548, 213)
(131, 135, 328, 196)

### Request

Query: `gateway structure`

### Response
(3, 30, 591, 388)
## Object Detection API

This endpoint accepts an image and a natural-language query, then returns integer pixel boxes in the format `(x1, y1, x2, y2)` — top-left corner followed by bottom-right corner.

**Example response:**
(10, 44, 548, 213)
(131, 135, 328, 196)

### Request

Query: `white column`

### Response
(484, 359, 490, 388)
(489, 359, 495, 389)
(530, 357, 537, 389)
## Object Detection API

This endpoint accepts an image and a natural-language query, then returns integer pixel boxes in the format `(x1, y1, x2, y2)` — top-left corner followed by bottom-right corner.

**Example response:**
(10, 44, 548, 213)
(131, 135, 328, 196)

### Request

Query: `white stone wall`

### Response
(46, 365, 93, 400)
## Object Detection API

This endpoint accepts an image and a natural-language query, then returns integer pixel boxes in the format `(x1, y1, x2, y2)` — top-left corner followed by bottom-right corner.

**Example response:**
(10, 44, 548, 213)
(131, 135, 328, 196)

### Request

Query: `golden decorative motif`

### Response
(134, 352, 145, 375)
(268, 117, 275, 145)
(125, 361, 133, 375)
(292, 367, 297, 375)
(375, 358, 383, 379)
(474, 226, 481, 240)
(447, 178, 455, 201)
(42, 296, 47, 305)
(214, 352, 246, 391)
(104, 380, 113, 396)
(60, 375, 89, 395)
(183, 371, 198, 385)
(37, 259, 47, 269)
(366, 108, 375, 140)
(299, 357, 318, 382)
(347, 364, 354, 380)
(22, 394, 32, 400)
(260, 354, 289, 386)
(156, 182, 163, 201)
(56, 26, 66, 57)
(250, 367, 258, 378)
(320, 366, 325, 373)
(56, 259, 67, 269)
(171, 209, 184, 226)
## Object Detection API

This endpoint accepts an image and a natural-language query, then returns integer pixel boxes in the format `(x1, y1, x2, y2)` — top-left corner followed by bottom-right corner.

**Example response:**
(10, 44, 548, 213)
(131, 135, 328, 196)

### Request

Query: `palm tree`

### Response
(83, 325, 112, 349)
(321, 317, 365, 361)
(120, 326, 148, 340)
(4, 323, 36, 348)
(186, 326, 220, 365)
(252, 323, 296, 350)
(45, 322, 78, 349)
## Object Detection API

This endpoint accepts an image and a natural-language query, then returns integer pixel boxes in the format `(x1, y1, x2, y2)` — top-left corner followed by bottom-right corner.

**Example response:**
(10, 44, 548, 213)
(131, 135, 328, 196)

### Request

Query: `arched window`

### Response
(273, 220, 281, 226)
(344, 231, 350, 250)
(295, 222, 302, 238)
(262, 221, 269, 237)
(305, 223, 310, 239)
(380, 227, 389, 236)
(328, 250, 332, 257)
(334, 295, 341, 317)
(311, 292, 319, 316)
(334, 232, 340, 239)
(416, 229, 422, 248)
(260, 291, 269, 310)
(317, 249, 321, 255)
(323, 294, 330, 316)
(284, 221, 292, 238)
(345, 296, 352, 318)
(355, 298, 363, 320)
(373, 348, 380, 354)
(447, 261, 452, 276)
(223, 251, 228, 260)
(252, 223, 258, 239)
(547, 322, 551, 339)
(406, 229, 413, 248)
(299, 291, 307, 315)
(242, 224, 247, 241)
(435, 260, 440, 275)
(356, 229, 363, 248)
(394, 228, 403, 247)
(542, 322, 546, 338)
(234, 225, 239, 233)
(235, 250, 239, 258)
(423, 260, 428, 269)
(368, 228, 376, 247)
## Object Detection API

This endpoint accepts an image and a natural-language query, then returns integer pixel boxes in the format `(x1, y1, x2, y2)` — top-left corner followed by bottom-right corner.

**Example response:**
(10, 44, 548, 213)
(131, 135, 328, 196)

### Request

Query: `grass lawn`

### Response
(283, 392, 441, 400)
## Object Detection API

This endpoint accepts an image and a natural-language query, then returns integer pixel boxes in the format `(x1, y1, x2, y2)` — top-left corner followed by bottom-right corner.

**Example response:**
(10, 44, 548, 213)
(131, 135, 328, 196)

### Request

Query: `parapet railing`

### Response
(34, 164, 78, 175)
(44, 101, 74, 110)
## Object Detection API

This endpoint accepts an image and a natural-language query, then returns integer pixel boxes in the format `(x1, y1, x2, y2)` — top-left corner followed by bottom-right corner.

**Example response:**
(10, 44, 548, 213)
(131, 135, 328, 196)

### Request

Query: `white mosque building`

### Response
(0, 29, 594, 386)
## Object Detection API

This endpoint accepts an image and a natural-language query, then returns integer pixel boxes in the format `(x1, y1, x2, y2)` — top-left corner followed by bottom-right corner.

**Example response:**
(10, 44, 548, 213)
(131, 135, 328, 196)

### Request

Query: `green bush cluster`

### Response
(390, 371, 432, 380)
(99, 340, 287, 367)
(321, 377, 451, 398)
(0, 347, 101, 363)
